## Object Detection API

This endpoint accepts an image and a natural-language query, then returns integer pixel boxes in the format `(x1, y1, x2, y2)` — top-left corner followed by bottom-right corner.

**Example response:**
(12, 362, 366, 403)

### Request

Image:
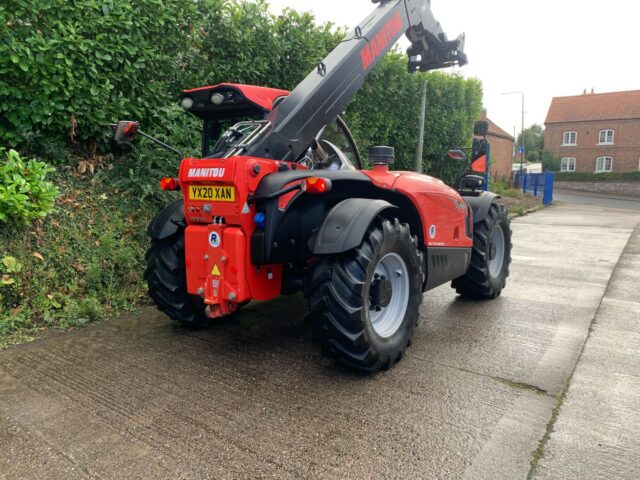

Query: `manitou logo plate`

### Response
(188, 168, 226, 179)
(360, 11, 403, 70)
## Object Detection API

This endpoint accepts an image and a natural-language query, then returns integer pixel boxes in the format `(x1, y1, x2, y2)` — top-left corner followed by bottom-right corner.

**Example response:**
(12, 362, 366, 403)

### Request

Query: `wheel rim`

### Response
(369, 253, 410, 338)
(488, 225, 505, 278)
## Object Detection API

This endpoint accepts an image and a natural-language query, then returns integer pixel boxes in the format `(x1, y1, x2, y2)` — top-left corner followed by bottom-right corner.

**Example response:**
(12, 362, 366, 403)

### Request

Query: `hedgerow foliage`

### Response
(346, 53, 482, 174)
(0, 0, 198, 150)
(0, 149, 59, 225)
(1, 0, 481, 172)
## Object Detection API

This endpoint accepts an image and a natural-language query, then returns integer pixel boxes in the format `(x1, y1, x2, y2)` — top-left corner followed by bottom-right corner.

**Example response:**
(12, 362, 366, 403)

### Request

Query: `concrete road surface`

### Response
(1, 203, 639, 479)
(554, 189, 640, 211)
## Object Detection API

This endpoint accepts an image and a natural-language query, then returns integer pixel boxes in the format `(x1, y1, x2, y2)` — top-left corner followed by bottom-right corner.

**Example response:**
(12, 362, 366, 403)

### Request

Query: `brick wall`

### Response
(555, 181, 640, 197)
(545, 118, 640, 173)
(489, 134, 514, 181)
(479, 111, 514, 181)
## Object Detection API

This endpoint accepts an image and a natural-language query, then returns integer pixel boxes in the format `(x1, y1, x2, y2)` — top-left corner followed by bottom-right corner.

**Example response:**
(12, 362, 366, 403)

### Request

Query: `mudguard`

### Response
(312, 198, 396, 255)
(147, 200, 185, 240)
(463, 192, 499, 224)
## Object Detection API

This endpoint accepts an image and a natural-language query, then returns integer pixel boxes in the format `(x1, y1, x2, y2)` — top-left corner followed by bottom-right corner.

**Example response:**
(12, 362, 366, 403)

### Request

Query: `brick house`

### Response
(544, 90, 640, 173)
(478, 109, 514, 181)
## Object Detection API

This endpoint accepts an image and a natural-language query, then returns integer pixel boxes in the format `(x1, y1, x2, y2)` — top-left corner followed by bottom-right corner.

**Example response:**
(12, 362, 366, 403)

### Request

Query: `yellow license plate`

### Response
(189, 185, 235, 202)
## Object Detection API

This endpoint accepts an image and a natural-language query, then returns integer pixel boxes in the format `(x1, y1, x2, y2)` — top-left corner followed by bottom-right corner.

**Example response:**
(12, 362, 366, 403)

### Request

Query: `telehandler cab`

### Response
(114, 0, 512, 372)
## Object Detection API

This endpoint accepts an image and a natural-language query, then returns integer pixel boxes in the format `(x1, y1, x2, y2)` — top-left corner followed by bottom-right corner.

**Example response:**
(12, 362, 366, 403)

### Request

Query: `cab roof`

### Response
(181, 83, 290, 121)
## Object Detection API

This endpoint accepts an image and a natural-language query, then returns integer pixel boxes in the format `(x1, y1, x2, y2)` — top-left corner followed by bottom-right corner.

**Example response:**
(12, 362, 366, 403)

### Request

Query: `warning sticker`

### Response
(241, 202, 251, 214)
(211, 264, 221, 276)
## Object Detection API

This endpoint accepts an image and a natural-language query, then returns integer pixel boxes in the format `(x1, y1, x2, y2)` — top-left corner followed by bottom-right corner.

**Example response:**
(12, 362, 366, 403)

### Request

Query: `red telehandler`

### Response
(113, 0, 511, 372)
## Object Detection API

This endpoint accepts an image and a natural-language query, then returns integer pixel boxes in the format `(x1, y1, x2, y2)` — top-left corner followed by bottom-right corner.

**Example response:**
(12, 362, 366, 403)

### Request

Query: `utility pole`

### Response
(520, 93, 525, 172)
(415, 79, 427, 173)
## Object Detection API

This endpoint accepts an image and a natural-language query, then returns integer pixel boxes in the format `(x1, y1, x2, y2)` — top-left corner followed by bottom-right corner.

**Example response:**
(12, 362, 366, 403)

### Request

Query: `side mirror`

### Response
(447, 149, 468, 162)
(474, 121, 489, 137)
(114, 121, 139, 143)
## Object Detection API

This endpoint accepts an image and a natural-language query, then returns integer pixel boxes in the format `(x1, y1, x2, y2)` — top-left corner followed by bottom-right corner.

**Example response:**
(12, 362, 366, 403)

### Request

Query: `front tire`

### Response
(452, 202, 512, 299)
(306, 218, 423, 372)
(144, 230, 209, 328)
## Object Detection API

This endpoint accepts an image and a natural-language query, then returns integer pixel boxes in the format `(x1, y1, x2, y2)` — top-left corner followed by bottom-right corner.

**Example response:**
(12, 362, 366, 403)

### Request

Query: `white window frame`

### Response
(561, 157, 576, 172)
(598, 129, 615, 145)
(562, 131, 577, 146)
(595, 156, 613, 173)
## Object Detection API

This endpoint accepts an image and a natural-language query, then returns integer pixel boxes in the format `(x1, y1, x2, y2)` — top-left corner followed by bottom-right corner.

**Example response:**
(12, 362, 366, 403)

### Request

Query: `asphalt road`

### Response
(554, 189, 640, 211)
(1, 203, 639, 479)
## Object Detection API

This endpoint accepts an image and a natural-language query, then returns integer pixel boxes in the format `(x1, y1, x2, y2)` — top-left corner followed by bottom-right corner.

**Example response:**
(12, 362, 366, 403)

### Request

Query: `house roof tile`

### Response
(545, 90, 640, 124)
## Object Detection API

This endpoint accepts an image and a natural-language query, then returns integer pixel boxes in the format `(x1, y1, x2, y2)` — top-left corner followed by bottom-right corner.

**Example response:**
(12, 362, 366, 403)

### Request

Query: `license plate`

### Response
(189, 185, 235, 202)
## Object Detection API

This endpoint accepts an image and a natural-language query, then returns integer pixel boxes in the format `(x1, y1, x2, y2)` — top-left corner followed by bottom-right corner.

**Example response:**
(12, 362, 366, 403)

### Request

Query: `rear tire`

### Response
(144, 231, 209, 328)
(452, 202, 512, 299)
(306, 218, 423, 372)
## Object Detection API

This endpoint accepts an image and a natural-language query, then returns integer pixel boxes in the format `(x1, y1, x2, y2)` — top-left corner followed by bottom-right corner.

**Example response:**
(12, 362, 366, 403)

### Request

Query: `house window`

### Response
(595, 156, 613, 173)
(561, 157, 576, 172)
(598, 129, 615, 144)
(562, 131, 577, 146)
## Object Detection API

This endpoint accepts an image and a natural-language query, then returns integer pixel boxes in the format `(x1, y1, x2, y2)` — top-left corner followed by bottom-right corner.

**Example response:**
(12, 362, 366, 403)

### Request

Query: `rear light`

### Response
(123, 121, 138, 136)
(160, 177, 180, 191)
(302, 177, 332, 195)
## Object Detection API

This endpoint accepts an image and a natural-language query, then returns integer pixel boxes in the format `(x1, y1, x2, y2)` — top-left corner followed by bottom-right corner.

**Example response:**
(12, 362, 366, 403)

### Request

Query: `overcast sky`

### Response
(268, 0, 639, 137)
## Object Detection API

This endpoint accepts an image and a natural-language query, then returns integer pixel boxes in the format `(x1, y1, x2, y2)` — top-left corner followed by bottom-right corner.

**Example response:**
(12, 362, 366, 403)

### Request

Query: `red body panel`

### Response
(179, 156, 288, 315)
(471, 155, 487, 174)
(179, 156, 470, 316)
(182, 83, 290, 111)
(363, 167, 473, 249)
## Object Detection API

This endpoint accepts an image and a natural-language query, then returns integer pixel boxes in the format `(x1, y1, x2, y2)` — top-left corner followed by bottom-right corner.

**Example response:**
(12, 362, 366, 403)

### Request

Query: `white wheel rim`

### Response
(369, 253, 410, 338)
(488, 225, 505, 278)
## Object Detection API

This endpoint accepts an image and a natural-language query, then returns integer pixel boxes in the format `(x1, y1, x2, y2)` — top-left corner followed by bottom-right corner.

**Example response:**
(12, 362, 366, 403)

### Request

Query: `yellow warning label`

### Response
(211, 264, 221, 276)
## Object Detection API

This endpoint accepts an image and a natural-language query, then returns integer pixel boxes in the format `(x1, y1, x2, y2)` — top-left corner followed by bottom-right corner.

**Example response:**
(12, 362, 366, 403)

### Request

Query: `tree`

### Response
(516, 124, 544, 163)
(542, 150, 561, 172)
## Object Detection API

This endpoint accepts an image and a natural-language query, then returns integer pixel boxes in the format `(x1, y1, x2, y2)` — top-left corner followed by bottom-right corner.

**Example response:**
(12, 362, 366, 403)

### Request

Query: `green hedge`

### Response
(2, 0, 482, 175)
(1, 0, 199, 153)
(555, 172, 640, 182)
(345, 54, 482, 178)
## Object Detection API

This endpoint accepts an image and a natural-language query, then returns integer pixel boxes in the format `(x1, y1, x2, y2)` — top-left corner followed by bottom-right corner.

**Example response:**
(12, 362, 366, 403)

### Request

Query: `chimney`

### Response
(591, 88, 595, 94)
(481, 108, 488, 120)
(583, 88, 587, 94)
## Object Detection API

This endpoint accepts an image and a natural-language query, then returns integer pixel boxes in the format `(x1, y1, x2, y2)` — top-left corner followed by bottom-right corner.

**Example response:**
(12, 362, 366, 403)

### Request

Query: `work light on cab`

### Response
(211, 93, 225, 105)
(181, 97, 194, 110)
(159, 177, 180, 191)
(302, 177, 332, 195)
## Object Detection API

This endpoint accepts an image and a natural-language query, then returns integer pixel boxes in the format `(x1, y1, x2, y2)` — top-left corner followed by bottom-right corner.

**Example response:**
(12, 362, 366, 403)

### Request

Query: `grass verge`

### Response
(0, 165, 166, 349)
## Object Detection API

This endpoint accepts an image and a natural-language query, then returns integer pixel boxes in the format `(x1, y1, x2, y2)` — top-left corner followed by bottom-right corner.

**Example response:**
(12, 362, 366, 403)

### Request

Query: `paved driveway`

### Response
(1, 203, 639, 479)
